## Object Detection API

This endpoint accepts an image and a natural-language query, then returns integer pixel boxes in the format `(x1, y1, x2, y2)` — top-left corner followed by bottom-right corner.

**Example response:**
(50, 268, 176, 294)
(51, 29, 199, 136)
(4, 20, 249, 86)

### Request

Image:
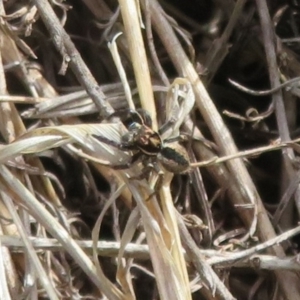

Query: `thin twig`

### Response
(256, 1, 300, 298)
(32, 0, 114, 118)
(204, 0, 247, 82)
(191, 137, 300, 168)
(2, 236, 300, 271)
(208, 224, 300, 266)
(0, 191, 59, 300)
(177, 212, 236, 300)
(229, 77, 300, 96)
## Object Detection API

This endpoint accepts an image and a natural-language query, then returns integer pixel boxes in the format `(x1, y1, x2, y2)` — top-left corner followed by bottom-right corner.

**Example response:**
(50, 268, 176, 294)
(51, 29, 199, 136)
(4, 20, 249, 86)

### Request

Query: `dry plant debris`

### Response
(0, 0, 300, 299)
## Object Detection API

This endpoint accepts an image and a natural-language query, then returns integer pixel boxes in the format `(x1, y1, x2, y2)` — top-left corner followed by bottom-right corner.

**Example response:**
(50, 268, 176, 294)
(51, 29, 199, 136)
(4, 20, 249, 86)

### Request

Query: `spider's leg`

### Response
(158, 117, 176, 135)
(145, 169, 165, 202)
(107, 109, 144, 127)
(92, 134, 135, 150)
(128, 162, 156, 180)
(108, 152, 142, 170)
(165, 134, 218, 152)
(136, 108, 152, 128)
(164, 134, 188, 144)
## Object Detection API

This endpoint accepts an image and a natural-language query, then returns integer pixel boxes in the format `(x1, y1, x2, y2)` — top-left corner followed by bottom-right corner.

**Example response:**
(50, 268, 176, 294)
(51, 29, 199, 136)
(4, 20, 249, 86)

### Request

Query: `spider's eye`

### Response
(128, 122, 140, 131)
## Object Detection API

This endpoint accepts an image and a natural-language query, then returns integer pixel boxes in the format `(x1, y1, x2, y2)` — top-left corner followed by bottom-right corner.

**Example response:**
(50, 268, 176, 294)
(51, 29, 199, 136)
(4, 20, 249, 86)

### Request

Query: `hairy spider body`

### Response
(122, 122, 162, 155)
(158, 142, 190, 173)
(94, 109, 190, 174)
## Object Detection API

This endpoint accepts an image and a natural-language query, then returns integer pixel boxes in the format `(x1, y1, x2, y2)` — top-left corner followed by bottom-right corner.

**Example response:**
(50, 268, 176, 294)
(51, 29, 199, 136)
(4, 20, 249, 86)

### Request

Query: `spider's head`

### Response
(122, 122, 162, 155)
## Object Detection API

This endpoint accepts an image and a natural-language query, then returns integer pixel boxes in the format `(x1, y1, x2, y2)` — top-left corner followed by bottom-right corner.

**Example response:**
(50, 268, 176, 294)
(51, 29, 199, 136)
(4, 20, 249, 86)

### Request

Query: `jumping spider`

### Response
(94, 109, 190, 174)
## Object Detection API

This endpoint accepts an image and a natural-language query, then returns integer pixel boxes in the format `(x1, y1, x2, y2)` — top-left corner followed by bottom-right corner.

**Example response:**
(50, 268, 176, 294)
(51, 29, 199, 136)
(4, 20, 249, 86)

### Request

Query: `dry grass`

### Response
(0, 0, 300, 299)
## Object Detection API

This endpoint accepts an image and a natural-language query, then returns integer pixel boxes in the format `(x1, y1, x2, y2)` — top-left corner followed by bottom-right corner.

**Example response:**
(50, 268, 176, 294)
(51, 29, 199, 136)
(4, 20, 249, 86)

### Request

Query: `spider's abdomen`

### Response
(158, 143, 190, 173)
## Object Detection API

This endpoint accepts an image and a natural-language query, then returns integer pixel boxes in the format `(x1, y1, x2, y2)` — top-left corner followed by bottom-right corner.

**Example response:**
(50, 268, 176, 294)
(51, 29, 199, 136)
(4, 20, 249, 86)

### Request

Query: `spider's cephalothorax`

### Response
(94, 109, 190, 174)
(122, 120, 162, 155)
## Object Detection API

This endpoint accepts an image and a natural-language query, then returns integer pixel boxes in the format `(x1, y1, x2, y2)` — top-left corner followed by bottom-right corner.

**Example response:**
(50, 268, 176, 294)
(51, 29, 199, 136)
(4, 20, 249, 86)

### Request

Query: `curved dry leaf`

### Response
(163, 78, 195, 139)
(0, 165, 126, 300)
(116, 208, 140, 297)
(0, 123, 131, 166)
(0, 136, 68, 163)
(127, 181, 189, 300)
